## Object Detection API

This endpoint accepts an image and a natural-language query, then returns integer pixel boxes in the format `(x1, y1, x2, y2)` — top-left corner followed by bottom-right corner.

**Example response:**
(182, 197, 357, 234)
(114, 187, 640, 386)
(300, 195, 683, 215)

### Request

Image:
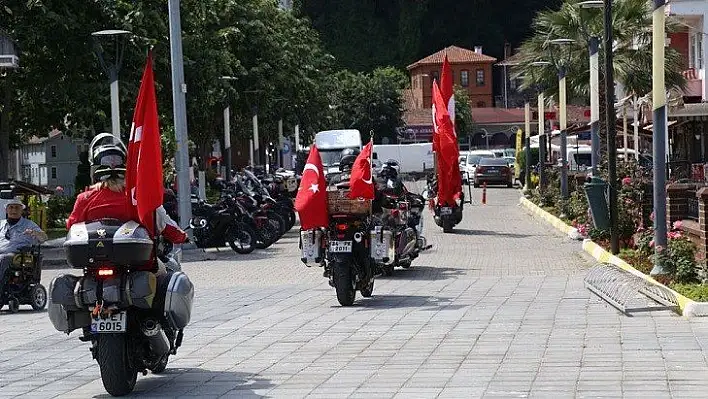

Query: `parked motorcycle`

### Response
(47, 219, 194, 396)
(190, 200, 257, 254)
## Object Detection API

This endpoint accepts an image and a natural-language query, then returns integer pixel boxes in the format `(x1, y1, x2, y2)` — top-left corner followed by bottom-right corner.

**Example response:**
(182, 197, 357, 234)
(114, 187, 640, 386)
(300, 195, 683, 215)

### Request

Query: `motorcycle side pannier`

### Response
(163, 271, 194, 330)
(47, 274, 91, 333)
(300, 229, 323, 265)
(370, 227, 394, 263)
(64, 220, 154, 268)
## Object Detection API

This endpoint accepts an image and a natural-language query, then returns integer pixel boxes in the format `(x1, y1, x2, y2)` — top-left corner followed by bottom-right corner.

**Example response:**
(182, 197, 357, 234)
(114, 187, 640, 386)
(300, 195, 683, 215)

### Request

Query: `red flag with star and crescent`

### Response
(432, 81, 458, 207)
(295, 146, 329, 230)
(348, 141, 375, 200)
(126, 51, 163, 236)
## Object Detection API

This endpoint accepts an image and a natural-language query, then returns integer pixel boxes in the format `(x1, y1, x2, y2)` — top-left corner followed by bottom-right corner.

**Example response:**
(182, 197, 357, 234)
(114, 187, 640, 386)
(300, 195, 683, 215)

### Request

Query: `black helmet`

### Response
(339, 147, 360, 171)
(89, 133, 127, 183)
(380, 159, 400, 179)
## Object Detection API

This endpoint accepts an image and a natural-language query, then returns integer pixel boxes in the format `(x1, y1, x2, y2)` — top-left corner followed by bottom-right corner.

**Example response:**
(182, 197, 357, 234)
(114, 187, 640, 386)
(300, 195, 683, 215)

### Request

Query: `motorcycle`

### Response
(242, 170, 296, 232)
(377, 179, 429, 275)
(300, 188, 384, 306)
(426, 173, 464, 233)
(190, 200, 257, 254)
(47, 219, 194, 396)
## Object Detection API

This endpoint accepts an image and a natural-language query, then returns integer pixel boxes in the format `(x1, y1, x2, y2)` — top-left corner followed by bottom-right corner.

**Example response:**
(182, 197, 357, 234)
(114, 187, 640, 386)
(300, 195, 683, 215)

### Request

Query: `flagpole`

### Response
(369, 130, 374, 218)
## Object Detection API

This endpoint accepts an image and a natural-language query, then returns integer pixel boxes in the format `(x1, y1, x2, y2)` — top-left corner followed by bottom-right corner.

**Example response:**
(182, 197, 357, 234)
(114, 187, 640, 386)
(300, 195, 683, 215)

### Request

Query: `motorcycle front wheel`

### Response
(228, 223, 256, 254)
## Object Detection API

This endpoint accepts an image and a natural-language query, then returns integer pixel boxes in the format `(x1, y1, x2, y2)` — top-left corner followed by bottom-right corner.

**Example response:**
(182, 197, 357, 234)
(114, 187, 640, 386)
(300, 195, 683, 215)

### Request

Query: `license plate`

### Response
(441, 207, 452, 215)
(487, 169, 500, 174)
(91, 311, 127, 333)
(329, 240, 353, 253)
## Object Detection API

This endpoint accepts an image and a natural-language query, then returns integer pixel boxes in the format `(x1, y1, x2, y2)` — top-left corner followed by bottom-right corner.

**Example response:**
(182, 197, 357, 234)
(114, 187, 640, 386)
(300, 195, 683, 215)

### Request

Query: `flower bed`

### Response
(527, 162, 708, 302)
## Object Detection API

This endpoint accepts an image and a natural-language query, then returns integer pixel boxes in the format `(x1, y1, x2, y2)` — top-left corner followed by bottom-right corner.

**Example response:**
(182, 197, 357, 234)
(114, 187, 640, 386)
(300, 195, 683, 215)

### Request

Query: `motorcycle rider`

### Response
(66, 134, 188, 274)
(328, 148, 360, 187)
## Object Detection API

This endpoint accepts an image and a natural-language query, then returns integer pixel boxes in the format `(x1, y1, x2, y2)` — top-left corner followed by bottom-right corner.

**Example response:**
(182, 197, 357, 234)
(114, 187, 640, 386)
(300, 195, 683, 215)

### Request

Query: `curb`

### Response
(519, 197, 582, 240)
(517, 196, 707, 317)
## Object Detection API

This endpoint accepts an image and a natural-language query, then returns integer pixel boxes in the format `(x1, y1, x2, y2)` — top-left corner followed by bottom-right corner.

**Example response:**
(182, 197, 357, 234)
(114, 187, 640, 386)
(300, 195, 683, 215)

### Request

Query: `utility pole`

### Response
(604, 0, 619, 255)
(651, 0, 668, 275)
(167, 0, 191, 229)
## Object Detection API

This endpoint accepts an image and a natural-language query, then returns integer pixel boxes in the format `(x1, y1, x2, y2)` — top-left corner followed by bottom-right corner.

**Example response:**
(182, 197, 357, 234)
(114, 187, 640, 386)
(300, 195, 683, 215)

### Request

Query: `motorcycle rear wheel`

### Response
(267, 211, 287, 237)
(97, 334, 137, 397)
(333, 261, 356, 306)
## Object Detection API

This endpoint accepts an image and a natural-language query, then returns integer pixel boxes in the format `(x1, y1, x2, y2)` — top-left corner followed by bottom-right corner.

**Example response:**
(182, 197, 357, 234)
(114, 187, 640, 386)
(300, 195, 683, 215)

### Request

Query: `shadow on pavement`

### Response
(354, 294, 467, 311)
(379, 265, 467, 281)
(452, 228, 534, 239)
(92, 368, 274, 398)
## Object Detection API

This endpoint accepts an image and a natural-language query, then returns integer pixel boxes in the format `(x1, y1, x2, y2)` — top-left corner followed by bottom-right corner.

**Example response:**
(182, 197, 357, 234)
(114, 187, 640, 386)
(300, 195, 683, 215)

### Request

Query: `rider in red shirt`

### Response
(66, 134, 187, 250)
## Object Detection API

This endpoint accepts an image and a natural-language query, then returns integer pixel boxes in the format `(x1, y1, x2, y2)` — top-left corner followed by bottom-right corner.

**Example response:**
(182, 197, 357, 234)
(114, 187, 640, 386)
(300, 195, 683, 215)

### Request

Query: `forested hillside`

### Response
(295, 0, 562, 71)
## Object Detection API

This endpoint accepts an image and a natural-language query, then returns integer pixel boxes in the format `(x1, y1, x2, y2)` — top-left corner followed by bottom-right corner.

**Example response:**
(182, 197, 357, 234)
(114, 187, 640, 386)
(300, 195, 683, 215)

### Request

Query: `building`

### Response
(667, 0, 708, 102)
(12, 130, 87, 196)
(406, 45, 497, 110)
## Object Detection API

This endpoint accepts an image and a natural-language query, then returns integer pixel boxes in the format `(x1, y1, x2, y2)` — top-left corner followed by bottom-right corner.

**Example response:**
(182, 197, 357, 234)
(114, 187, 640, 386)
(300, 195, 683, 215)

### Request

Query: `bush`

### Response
(671, 283, 708, 302)
(47, 195, 75, 228)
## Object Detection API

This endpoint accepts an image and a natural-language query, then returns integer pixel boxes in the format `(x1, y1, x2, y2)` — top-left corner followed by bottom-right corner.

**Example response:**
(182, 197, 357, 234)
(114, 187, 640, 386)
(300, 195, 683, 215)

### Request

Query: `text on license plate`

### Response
(329, 240, 353, 253)
(91, 311, 127, 333)
(440, 207, 452, 215)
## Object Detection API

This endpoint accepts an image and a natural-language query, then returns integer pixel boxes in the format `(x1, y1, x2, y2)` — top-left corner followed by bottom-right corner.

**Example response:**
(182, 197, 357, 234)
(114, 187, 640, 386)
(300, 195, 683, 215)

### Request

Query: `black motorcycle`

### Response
(48, 219, 193, 396)
(426, 173, 463, 233)
(190, 200, 256, 254)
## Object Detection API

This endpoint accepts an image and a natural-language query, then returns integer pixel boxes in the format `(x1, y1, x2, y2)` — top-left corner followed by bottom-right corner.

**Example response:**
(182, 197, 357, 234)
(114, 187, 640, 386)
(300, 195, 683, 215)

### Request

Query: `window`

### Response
(461, 70, 469, 87)
(476, 69, 485, 86)
(51, 145, 57, 158)
(51, 167, 57, 179)
(509, 78, 517, 90)
(431, 70, 439, 82)
(477, 101, 486, 108)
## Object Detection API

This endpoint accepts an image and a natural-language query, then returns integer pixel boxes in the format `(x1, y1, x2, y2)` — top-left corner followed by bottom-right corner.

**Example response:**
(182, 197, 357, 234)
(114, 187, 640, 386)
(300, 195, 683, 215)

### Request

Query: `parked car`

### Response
(474, 158, 514, 188)
(461, 150, 496, 183)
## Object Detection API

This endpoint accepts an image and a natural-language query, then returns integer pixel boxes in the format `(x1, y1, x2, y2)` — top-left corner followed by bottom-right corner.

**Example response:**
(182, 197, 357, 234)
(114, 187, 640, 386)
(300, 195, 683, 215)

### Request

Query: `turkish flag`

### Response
(125, 51, 163, 236)
(439, 55, 461, 195)
(348, 141, 375, 200)
(432, 81, 458, 207)
(295, 146, 329, 230)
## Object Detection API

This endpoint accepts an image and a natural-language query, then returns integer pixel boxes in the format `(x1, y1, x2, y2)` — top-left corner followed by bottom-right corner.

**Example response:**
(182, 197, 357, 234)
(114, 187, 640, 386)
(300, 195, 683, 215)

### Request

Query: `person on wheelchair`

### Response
(66, 133, 188, 275)
(0, 199, 48, 291)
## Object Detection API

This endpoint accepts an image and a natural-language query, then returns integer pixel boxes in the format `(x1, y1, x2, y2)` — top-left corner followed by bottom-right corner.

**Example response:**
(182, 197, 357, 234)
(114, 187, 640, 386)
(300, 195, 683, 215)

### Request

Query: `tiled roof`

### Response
(407, 46, 497, 70)
(404, 104, 592, 127)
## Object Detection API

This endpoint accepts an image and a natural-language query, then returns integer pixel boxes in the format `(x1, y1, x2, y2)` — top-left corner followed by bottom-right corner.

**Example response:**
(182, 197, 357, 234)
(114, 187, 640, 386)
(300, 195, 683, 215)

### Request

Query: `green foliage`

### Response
(670, 283, 708, 302)
(75, 151, 91, 192)
(46, 195, 75, 228)
(295, 0, 561, 71)
(453, 85, 473, 139)
(326, 67, 408, 143)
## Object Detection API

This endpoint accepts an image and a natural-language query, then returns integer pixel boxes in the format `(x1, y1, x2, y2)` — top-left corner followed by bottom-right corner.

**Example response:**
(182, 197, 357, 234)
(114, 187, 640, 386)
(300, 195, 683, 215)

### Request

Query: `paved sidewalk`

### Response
(2, 188, 708, 398)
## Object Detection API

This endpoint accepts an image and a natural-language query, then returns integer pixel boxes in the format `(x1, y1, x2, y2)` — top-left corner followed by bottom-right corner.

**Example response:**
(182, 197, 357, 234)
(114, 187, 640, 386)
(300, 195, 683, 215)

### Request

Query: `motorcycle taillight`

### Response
(335, 223, 349, 232)
(97, 267, 115, 278)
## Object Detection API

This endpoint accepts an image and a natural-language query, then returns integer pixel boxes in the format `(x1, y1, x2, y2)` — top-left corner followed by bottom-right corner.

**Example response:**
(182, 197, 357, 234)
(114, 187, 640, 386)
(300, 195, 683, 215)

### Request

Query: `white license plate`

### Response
(329, 240, 353, 253)
(91, 311, 127, 333)
(440, 207, 452, 215)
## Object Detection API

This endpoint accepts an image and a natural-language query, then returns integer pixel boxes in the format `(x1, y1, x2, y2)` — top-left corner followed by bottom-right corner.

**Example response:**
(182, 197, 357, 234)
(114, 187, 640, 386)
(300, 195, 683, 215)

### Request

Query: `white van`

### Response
(314, 129, 362, 175)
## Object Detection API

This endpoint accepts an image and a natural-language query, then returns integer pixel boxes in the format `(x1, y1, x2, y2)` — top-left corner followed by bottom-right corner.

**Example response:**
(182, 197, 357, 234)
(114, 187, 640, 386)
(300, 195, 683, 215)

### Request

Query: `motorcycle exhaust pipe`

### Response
(141, 319, 170, 357)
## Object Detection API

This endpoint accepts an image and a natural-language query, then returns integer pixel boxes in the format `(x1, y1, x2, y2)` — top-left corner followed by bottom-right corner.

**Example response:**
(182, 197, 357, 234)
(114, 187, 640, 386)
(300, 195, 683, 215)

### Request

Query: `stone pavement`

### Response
(2, 187, 708, 398)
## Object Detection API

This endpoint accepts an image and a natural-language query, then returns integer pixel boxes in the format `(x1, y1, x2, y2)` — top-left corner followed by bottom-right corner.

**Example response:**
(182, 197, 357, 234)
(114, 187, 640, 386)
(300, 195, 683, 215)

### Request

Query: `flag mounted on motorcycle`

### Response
(295, 146, 329, 229)
(432, 81, 458, 207)
(126, 51, 163, 237)
(439, 55, 462, 196)
(348, 141, 375, 200)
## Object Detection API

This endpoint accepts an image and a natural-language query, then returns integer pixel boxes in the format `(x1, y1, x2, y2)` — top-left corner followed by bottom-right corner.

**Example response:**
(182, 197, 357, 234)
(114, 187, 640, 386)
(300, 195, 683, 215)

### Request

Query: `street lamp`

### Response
(578, 1, 603, 176)
(530, 61, 551, 193)
(547, 38, 574, 203)
(91, 29, 132, 140)
(0, 33, 19, 181)
(219, 76, 237, 181)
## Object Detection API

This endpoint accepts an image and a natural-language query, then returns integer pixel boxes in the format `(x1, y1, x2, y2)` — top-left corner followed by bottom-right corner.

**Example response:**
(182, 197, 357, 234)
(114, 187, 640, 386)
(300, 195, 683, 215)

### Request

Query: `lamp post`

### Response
(91, 29, 131, 140)
(219, 76, 237, 181)
(167, 0, 192, 230)
(651, 0, 669, 275)
(0, 34, 19, 181)
(548, 38, 574, 203)
(578, 1, 604, 176)
(530, 61, 552, 193)
(603, 0, 620, 255)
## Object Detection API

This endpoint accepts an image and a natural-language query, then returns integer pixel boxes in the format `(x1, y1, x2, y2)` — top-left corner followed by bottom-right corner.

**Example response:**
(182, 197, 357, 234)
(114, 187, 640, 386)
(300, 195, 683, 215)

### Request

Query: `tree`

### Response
(454, 85, 474, 141)
(326, 67, 408, 143)
(511, 0, 686, 155)
(513, 0, 685, 100)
